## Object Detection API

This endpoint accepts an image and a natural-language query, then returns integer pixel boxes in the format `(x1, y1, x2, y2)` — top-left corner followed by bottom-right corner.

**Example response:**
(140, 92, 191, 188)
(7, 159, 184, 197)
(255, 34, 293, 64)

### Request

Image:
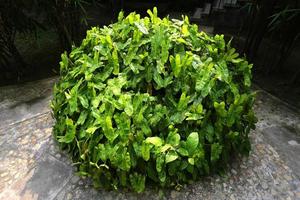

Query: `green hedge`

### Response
(51, 8, 256, 192)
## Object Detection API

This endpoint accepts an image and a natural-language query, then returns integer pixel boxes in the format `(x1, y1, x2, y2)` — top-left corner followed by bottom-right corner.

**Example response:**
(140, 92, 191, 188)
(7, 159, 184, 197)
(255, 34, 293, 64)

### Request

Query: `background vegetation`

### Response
(0, 0, 299, 106)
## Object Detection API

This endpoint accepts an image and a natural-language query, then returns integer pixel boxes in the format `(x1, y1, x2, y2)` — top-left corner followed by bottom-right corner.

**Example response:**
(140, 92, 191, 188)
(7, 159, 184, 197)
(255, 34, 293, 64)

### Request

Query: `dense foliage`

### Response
(51, 8, 256, 192)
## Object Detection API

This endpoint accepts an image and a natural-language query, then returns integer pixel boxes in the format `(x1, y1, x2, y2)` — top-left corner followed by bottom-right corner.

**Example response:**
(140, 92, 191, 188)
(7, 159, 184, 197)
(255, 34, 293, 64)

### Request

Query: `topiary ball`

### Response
(51, 8, 256, 193)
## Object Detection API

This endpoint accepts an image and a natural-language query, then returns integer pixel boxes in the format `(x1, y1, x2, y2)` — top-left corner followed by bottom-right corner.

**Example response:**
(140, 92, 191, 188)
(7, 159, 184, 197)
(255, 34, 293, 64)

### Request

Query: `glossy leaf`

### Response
(186, 132, 199, 155)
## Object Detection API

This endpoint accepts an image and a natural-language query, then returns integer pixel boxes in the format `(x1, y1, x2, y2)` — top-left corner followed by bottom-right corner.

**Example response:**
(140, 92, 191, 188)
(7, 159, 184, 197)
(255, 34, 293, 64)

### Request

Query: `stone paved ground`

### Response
(0, 77, 299, 200)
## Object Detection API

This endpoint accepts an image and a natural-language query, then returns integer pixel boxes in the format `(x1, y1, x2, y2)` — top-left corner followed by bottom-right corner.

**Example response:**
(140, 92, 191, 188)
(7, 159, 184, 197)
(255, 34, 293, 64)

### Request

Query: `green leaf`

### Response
(177, 92, 190, 111)
(211, 143, 223, 162)
(57, 118, 76, 143)
(188, 158, 194, 165)
(77, 111, 88, 125)
(166, 132, 180, 147)
(153, 71, 164, 89)
(145, 137, 163, 146)
(141, 142, 152, 161)
(119, 151, 131, 171)
(112, 48, 119, 75)
(86, 126, 98, 135)
(118, 10, 124, 21)
(60, 52, 69, 72)
(156, 154, 165, 172)
(214, 101, 227, 118)
(118, 170, 127, 186)
(130, 173, 146, 193)
(95, 144, 107, 162)
(102, 116, 118, 142)
(140, 120, 152, 136)
(181, 25, 189, 36)
(158, 170, 166, 183)
(160, 144, 172, 152)
(195, 62, 214, 93)
(165, 151, 178, 163)
(107, 75, 127, 96)
(170, 54, 182, 77)
(79, 95, 89, 108)
(124, 100, 134, 116)
(114, 112, 131, 138)
(69, 95, 78, 114)
(134, 21, 149, 34)
(177, 147, 189, 156)
(106, 35, 113, 48)
(186, 132, 199, 155)
(185, 112, 203, 121)
(205, 124, 214, 143)
(170, 112, 186, 123)
(91, 95, 102, 108)
(215, 60, 229, 82)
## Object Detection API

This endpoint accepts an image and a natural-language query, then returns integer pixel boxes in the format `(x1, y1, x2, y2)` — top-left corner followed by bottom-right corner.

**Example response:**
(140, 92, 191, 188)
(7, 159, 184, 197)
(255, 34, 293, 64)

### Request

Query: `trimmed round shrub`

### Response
(51, 8, 256, 192)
